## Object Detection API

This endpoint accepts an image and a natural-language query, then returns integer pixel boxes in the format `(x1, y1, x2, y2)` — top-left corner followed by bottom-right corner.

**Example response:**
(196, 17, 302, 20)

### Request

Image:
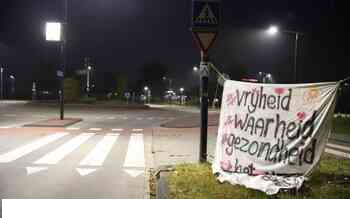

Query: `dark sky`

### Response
(0, 0, 349, 96)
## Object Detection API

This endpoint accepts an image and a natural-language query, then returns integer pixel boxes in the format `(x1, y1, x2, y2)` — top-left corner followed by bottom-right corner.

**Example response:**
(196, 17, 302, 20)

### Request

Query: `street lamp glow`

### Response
(180, 88, 184, 92)
(88, 66, 92, 71)
(45, 22, 62, 41)
(144, 86, 149, 91)
(193, 66, 199, 72)
(10, 75, 15, 80)
(266, 25, 279, 36)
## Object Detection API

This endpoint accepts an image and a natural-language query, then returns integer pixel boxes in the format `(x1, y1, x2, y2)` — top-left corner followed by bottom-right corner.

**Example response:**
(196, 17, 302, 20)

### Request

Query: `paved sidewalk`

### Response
(151, 126, 350, 170)
(151, 127, 218, 168)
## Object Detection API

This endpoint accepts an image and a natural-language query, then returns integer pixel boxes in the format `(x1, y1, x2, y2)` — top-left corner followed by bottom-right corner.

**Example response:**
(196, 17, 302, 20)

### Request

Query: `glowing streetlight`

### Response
(144, 86, 149, 91)
(265, 25, 303, 83)
(45, 22, 62, 42)
(193, 66, 199, 72)
(179, 87, 184, 93)
(266, 25, 279, 36)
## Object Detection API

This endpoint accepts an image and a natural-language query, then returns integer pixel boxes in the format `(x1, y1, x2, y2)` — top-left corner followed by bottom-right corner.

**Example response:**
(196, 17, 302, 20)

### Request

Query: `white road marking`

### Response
(0, 132, 69, 163)
(325, 148, 350, 159)
(327, 143, 350, 152)
(78, 133, 119, 167)
(123, 133, 145, 168)
(107, 117, 116, 120)
(0, 127, 10, 129)
(76, 168, 97, 176)
(132, 129, 143, 132)
(3, 114, 17, 117)
(112, 129, 124, 132)
(89, 128, 102, 131)
(34, 133, 95, 165)
(66, 127, 80, 130)
(147, 117, 154, 120)
(26, 167, 48, 175)
(124, 169, 144, 178)
(136, 117, 143, 120)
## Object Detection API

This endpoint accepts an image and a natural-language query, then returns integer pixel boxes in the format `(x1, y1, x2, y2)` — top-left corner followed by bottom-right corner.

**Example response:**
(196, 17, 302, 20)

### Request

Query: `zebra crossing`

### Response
(0, 129, 146, 177)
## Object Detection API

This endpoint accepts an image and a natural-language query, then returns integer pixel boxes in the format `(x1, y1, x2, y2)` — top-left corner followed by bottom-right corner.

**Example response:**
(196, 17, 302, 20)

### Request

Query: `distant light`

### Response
(193, 66, 199, 72)
(10, 75, 15, 79)
(180, 88, 184, 92)
(266, 25, 279, 36)
(45, 22, 62, 41)
(88, 66, 92, 70)
(144, 86, 149, 91)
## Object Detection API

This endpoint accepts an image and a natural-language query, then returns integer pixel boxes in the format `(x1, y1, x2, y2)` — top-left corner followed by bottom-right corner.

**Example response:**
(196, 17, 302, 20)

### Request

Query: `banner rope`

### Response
(209, 63, 228, 81)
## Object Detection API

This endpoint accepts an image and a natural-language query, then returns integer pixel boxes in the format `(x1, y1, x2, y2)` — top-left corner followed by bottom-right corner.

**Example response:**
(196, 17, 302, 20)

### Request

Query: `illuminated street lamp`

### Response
(266, 25, 303, 83)
(193, 66, 199, 72)
(266, 25, 279, 36)
(45, 22, 62, 41)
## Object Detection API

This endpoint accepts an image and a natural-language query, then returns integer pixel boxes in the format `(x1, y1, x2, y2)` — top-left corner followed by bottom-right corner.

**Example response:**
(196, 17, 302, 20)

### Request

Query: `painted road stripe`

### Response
(66, 127, 80, 131)
(89, 128, 102, 131)
(327, 143, 350, 152)
(34, 133, 95, 165)
(0, 132, 69, 163)
(122, 117, 128, 120)
(136, 117, 143, 120)
(132, 129, 143, 132)
(78, 133, 119, 167)
(107, 117, 116, 120)
(112, 129, 124, 132)
(326, 148, 350, 159)
(123, 133, 145, 168)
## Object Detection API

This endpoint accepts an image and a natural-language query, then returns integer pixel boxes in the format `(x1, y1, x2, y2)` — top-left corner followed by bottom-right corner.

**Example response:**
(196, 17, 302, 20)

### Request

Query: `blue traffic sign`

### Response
(57, 70, 64, 78)
(192, 0, 221, 30)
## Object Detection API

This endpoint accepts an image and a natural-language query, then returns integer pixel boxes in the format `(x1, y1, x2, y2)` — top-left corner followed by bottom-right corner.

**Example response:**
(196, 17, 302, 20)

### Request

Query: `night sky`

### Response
(0, 0, 349, 97)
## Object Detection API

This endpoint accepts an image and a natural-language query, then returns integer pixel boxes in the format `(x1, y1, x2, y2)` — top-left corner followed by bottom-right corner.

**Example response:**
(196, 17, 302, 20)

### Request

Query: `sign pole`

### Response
(200, 51, 209, 162)
(191, 0, 221, 162)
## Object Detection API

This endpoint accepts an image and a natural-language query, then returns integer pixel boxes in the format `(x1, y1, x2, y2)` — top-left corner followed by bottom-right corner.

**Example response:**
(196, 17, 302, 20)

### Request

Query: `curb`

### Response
(23, 118, 83, 128)
(27, 102, 150, 110)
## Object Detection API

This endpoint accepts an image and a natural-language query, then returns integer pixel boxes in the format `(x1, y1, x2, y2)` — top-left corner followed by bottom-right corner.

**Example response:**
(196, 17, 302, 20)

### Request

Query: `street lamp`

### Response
(45, 22, 62, 41)
(0, 67, 4, 100)
(266, 25, 303, 83)
(87, 65, 92, 95)
(9, 75, 15, 98)
(193, 66, 199, 72)
(266, 25, 279, 36)
(144, 86, 150, 104)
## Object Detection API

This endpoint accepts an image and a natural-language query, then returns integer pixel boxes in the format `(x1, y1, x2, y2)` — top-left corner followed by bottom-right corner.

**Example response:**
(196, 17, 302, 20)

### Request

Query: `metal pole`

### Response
(59, 0, 68, 120)
(213, 81, 219, 109)
(200, 51, 209, 162)
(294, 33, 299, 83)
(0, 67, 3, 100)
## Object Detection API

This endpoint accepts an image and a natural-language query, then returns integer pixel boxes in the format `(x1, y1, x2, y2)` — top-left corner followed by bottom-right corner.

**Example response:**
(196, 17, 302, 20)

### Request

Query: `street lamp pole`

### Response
(266, 26, 302, 83)
(0, 67, 3, 100)
(58, 0, 68, 120)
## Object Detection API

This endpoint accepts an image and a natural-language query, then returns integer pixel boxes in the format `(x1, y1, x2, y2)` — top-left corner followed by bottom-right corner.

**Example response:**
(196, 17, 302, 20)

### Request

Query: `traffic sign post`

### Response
(57, 70, 64, 120)
(191, 0, 221, 162)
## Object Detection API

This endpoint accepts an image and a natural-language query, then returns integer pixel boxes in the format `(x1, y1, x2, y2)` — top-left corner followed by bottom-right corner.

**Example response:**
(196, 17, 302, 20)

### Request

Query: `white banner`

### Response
(213, 80, 339, 195)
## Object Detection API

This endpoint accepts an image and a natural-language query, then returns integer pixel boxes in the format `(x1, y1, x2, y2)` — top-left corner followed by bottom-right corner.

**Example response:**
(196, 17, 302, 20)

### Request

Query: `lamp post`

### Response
(144, 86, 150, 104)
(266, 25, 303, 83)
(0, 67, 3, 100)
(179, 87, 184, 105)
(87, 65, 92, 95)
(45, 0, 68, 120)
(9, 75, 15, 98)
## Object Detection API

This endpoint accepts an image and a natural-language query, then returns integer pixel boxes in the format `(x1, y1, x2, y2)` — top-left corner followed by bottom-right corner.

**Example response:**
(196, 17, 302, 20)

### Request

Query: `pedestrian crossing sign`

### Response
(192, 0, 221, 30)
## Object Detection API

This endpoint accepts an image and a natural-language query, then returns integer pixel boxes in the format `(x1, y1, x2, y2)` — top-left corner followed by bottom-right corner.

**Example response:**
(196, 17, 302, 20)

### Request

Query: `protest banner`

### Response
(213, 80, 339, 195)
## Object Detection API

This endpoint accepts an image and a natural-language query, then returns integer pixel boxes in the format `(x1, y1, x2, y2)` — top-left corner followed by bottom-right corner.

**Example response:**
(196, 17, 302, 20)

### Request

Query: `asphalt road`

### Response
(0, 101, 187, 200)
